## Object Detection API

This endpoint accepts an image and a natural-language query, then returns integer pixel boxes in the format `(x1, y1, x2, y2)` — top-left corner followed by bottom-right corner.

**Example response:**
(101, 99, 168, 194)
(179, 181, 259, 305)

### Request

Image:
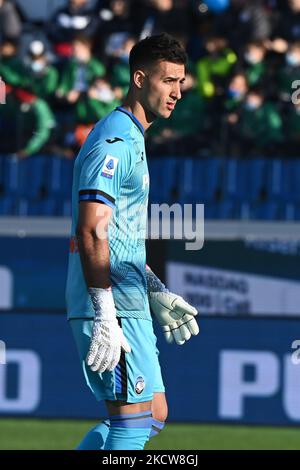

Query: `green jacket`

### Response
(76, 96, 120, 124)
(239, 102, 283, 147)
(0, 93, 56, 155)
(58, 58, 106, 95)
(246, 61, 266, 86)
(111, 62, 130, 97)
(148, 90, 206, 137)
(196, 49, 237, 98)
(0, 56, 25, 86)
(25, 66, 59, 100)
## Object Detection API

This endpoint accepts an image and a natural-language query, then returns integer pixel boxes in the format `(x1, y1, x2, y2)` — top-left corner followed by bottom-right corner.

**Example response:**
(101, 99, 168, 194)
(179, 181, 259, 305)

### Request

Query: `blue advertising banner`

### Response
(0, 237, 68, 310)
(0, 313, 299, 425)
(1, 236, 300, 316)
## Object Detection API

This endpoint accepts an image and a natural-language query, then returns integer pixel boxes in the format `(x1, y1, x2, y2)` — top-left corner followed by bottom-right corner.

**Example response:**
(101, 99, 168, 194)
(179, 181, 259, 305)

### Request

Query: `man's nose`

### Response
(171, 83, 181, 100)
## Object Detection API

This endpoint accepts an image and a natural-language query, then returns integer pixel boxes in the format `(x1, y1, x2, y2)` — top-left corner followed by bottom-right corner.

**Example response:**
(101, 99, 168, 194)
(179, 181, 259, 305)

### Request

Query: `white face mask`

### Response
(96, 87, 115, 103)
(31, 61, 45, 73)
(244, 52, 261, 65)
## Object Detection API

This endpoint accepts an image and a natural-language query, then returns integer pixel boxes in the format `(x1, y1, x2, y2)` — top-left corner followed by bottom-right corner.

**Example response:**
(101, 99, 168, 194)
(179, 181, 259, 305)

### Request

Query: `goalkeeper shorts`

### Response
(69, 317, 165, 403)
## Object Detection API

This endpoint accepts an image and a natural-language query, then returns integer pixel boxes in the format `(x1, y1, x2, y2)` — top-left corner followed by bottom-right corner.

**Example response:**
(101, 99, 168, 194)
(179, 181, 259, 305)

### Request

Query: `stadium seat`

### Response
(148, 157, 178, 204)
(281, 203, 300, 221)
(222, 158, 267, 203)
(0, 196, 15, 215)
(177, 157, 223, 204)
(59, 199, 72, 217)
(3, 154, 48, 199)
(45, 156, 74, 199)
(247, 202, 281, 220)
(205, 200, 238, 219)
(266, 158, 292, 202)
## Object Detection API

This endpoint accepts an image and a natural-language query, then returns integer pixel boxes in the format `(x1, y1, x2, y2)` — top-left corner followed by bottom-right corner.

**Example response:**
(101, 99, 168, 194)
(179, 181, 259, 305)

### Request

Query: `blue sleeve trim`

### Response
(79, 190, 115, 208)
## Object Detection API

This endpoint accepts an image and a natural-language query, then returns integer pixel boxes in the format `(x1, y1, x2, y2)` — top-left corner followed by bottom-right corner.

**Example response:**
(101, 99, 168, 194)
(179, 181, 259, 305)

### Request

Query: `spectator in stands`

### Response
(146, 71, 208, 156)
(111, 35, 136, 98)
(0, 0, 22, 43)
(0, 39, 24, 87)
(56, 36, 106, 105)
(77, 75, 121, 124)
(23, 40, 59, 102)
(224, 71, 248, 112)
(196, 35, 237, 98)
(135, 0, 189, 40)
(278, 41, 300, 103)
(231, 87, 283, 156)
(273, 0, 300, 43)
(47, 0, 99, 58)
(284, 100, 300, 156)
(67, 76, 121, 149)
(243, 41, 268, 86)
(0, 85, 56, 158)
(215, 0, 272, 52)
(222, 71, 248, 154)
(96, 0, 134, 61)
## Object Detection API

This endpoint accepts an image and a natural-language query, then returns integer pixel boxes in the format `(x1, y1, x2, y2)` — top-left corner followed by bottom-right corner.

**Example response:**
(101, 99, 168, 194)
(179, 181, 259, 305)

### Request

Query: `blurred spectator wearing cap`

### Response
(196, 36, 237, 98)
(0, 39, 25, 87)
(0, 85, 56, 158)
(47, 0, 99, 58)
(229, 87, 283, 157)
(23, 40, 59, 102)
(56, 36, 106, 105)
(215, 0, 272, 52)
(278, 41, 300, 103)
(147, 71, 208, 156)
(0, 0, 22, 43)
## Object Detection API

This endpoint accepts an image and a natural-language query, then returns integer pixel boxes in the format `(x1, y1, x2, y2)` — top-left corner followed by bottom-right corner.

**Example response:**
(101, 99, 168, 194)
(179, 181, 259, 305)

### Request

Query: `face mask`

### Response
(244, 101, 260, 111)
(244, 52, 260, 65)
(286, 53, 300, 67)
(31, 61, 45, 73)
(228, 88, 243, 99)
(96, 87, 115, 103)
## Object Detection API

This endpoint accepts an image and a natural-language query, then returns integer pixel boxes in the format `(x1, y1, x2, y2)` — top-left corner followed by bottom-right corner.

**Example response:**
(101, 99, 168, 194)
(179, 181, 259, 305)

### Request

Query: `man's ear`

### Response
(133, 70, 146, 89)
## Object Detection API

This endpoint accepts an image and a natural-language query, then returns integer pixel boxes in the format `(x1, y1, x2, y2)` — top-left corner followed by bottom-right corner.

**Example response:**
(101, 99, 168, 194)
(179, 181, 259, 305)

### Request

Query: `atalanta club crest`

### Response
(135, 376, 145, 395)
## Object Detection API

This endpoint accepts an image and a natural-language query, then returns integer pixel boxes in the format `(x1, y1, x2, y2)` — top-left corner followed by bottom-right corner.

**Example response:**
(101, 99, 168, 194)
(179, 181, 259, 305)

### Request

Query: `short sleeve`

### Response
(78, 141, 133, 208)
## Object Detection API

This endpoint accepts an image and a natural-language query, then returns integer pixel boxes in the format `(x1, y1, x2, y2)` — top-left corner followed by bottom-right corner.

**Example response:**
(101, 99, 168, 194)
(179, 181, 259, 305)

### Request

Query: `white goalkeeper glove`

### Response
(86, 287, 131, 373)
(146, 267, 199, 345)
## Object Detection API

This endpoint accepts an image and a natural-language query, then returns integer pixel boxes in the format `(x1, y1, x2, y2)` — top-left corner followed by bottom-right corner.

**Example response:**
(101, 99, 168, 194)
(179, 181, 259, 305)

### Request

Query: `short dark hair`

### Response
(129, 33, 187, 78)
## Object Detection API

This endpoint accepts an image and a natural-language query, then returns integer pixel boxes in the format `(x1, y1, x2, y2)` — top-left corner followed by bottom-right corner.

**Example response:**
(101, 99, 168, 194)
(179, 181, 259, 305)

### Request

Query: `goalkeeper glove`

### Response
(86, 287, 131, 373)
(146, 267, 199, 345)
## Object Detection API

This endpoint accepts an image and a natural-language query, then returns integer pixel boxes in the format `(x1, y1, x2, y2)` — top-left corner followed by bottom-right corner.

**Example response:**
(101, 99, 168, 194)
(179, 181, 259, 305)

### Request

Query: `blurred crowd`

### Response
(1, 0, 300, 159)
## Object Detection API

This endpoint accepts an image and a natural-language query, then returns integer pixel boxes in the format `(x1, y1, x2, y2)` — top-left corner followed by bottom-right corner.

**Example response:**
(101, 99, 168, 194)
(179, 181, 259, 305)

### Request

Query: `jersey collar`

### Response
(115, 106, 145, 136)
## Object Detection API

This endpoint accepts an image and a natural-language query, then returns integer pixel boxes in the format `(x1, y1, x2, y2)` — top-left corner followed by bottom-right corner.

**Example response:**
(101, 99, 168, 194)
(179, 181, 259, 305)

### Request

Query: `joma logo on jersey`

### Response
(101, 155, 119, 179)
(142, 174, 149, 190)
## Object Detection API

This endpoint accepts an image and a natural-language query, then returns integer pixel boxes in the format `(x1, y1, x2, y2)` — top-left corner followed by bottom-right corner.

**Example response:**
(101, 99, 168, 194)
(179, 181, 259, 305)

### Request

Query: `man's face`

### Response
(141, 61, 185, 120)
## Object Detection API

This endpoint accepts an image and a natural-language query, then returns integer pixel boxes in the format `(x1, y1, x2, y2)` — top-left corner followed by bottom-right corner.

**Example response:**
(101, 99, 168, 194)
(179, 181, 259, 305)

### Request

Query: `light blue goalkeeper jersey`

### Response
(65, 106, 151, 320)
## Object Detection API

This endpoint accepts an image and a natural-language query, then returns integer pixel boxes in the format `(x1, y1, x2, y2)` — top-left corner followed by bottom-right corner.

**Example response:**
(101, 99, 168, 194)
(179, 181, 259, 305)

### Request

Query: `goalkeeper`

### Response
(65, 34, 199, 451)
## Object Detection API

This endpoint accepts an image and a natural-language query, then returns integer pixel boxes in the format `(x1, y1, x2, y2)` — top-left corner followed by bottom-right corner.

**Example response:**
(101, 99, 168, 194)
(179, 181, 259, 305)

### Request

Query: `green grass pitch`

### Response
(0, 419, 300, 450)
